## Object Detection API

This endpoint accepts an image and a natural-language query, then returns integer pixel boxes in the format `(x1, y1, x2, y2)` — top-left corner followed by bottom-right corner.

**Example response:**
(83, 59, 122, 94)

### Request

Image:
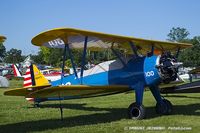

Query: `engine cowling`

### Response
(157, 52, 178, 84)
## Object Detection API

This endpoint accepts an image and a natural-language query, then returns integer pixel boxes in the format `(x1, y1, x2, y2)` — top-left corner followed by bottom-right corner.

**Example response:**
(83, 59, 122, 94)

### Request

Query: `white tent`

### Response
(0, 76, 9, 87)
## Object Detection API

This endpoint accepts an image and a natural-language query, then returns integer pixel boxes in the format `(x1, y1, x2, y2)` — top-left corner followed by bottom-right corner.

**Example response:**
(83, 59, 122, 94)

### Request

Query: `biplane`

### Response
(4, 28, 192, 120)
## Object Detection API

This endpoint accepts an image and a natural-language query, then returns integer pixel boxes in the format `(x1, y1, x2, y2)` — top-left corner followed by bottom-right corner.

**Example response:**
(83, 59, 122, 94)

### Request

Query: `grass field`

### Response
(0, 80, 200, 133)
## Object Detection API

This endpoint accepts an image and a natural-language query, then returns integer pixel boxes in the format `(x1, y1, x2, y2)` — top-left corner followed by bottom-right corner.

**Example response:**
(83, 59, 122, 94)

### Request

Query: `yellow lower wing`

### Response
(28, 85, 130, 98)
(4, 84, 51, 96)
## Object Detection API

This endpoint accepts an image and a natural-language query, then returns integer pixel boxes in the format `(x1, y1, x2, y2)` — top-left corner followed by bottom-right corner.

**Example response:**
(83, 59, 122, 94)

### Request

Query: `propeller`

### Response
(157, 51, 182, 84)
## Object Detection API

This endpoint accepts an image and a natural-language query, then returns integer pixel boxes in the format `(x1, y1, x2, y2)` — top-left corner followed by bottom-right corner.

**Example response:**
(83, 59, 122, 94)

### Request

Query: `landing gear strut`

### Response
(156, 99, 173, 115)
(128, 102, 145, 120)
(149, 85, 173, 116)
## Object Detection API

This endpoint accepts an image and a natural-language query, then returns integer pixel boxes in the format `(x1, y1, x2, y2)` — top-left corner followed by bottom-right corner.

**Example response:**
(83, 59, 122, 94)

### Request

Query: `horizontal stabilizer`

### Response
(4, 84, 51, 96)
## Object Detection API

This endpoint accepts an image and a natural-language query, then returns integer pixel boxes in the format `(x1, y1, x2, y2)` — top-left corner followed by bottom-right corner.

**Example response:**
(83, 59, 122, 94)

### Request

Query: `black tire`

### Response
(156, 99, 172, 115)
(163, 99, 173, 114)
(128, 102, 145, 120)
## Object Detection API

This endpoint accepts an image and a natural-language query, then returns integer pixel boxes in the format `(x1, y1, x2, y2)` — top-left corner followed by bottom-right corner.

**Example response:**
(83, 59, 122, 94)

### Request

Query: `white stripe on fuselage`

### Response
(78, 59, 124, 78)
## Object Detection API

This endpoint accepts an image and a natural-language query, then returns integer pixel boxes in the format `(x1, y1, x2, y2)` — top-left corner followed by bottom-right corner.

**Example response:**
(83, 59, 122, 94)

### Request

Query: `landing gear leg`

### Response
(156, 99, 172, 114)
(149, 85, 173, 115)
(128, 83, 145, 120)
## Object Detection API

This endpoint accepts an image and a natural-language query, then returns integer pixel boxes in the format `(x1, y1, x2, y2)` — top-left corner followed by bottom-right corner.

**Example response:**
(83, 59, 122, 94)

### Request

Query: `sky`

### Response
(0, 0, 200, 55)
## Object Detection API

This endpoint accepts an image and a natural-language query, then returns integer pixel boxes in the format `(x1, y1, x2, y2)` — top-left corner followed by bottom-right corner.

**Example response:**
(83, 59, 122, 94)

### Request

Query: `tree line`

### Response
(167, 27, 200, 67)
(1, 27, 199, 67)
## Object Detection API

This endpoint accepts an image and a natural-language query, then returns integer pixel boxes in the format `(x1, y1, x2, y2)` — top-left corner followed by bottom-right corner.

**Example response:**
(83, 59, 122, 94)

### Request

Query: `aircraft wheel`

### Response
(156, 99, 172, 115)
(128, 102, 145, 120)
(163, 99, 173, 114)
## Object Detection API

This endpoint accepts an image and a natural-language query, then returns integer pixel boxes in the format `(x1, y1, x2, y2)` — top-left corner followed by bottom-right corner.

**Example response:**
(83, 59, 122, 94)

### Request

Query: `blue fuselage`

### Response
(51, 55, 161, 89)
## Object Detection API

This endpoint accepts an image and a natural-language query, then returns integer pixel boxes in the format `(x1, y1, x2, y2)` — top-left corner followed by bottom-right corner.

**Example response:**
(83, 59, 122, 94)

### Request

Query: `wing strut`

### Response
(66, 43, 79, 79)
(129, 41, 139, 57)
(147, 45, 155, 57)
(80, 36, 88, 84)
(151, 45, 154, 56)
(175, 47, 180, 59)
(61, 44, 67, 84)
(111, 43, 126, 67)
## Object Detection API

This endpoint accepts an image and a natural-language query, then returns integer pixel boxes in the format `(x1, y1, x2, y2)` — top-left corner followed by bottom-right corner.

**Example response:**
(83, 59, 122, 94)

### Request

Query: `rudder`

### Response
(29, 64, 49, 86)
(23, 64, 49, 102)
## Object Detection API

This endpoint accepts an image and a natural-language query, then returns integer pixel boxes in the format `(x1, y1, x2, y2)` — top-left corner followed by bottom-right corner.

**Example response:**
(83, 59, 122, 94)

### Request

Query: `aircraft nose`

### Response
(157, 52, 178, 84)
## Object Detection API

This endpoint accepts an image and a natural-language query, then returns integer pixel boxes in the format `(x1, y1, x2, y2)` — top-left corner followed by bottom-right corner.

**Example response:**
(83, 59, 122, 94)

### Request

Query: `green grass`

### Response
(0, 80, 200, 133)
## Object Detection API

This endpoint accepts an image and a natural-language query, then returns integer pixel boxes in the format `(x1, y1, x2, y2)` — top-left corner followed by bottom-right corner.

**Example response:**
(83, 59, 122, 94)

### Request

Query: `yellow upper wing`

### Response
(31, 28, 192, 54)
(0, 36, 6, 43)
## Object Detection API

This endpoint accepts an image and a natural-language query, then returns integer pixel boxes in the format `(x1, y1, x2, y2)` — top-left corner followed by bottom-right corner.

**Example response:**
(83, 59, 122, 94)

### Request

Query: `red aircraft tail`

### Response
(12, 64, 22, 77)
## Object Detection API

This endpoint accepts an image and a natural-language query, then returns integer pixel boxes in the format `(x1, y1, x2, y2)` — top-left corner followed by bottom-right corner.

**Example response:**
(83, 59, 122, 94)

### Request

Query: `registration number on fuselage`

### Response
(145, 71, 154, 77)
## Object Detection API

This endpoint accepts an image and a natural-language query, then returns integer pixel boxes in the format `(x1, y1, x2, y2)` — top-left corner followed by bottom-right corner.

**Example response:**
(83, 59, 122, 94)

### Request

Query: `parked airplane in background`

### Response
(12, 64, 60, 82)
(4, 28, 192, 120)
(12, 64, 22, 77)
(161, 67, 200, 94)
(12, 64, 62, 82)
(40, 69, 62, 81)
(21, 56, 33, 68)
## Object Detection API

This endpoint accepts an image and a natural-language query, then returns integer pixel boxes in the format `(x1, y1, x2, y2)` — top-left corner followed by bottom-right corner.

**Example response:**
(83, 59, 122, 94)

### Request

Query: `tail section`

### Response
(12, 64, 22, 77)
(23, 64, 50, 102)
(24, 67, 33, 101)
(24, 64, 49, 87)
(31, 64, 49, 86)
